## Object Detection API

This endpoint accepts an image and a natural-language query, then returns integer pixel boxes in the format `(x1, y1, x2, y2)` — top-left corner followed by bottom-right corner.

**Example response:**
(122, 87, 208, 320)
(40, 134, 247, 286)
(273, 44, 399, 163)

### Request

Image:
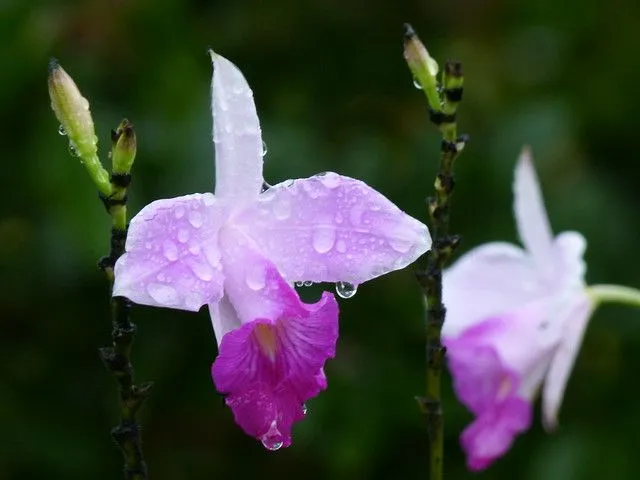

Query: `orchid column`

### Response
(403, 24, 467, 480)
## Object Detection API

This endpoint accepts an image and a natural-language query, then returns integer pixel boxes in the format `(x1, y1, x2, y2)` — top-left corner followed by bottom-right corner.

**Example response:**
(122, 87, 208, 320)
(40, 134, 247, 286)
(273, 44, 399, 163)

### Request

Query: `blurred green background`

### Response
(3, 0, 640, 478)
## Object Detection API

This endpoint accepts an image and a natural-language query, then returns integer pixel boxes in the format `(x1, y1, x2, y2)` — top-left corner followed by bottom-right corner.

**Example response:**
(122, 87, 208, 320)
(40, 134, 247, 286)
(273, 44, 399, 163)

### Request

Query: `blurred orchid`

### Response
(113, 53, 431, 449)
(442, 148, 640, 470)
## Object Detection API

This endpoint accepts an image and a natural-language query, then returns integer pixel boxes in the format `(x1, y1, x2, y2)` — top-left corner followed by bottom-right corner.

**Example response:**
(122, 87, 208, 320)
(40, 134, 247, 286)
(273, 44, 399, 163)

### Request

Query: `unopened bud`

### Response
(403, 24, 441, 113)
(111, 119, 137, 175)
(48, 58, 98, 159)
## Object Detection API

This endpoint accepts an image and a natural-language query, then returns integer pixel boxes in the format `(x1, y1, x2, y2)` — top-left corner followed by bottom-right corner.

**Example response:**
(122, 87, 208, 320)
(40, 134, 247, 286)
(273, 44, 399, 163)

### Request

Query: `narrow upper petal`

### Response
(211, 225, 339, 448)
(442, 242, 550, 338)
(513, 147, 554, 274)
(542, 292, 594, 431)
(208, 295, 242, 345)
(113, 193, 225, 311)
(211, 52, 263, 205)
(231, 173, 431, 285)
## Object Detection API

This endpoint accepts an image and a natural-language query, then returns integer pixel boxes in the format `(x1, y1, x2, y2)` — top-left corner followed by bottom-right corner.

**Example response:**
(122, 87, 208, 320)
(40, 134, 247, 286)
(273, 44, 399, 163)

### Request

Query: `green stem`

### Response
(587, 284, 640, 308)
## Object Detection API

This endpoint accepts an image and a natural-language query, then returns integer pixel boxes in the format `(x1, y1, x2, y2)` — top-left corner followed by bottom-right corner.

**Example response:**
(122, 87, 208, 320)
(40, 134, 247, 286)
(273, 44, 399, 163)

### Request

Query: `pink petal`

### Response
(211, 53, 263, 205)
(113, 193, 225, 311)
(513, 147, 554, 274)
(231, 173, 431, 285)
(542, 292, 594, 431)
(442, 242, 550, 338)
(460, 396, 532, 471)
(212, 225, 339, 448)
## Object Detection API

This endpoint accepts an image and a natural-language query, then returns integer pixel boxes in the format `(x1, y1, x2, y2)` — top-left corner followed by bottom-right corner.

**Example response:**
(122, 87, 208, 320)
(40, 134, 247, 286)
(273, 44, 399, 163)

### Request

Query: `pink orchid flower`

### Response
(112, 53, 431, 449)
(442, 148, 594, 470)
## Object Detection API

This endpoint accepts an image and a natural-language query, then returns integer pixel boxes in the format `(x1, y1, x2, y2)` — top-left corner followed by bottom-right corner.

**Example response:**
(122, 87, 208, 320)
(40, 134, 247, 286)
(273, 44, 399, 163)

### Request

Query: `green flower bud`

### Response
(111, 119, 137, 175)
(403, 24, 441, 114)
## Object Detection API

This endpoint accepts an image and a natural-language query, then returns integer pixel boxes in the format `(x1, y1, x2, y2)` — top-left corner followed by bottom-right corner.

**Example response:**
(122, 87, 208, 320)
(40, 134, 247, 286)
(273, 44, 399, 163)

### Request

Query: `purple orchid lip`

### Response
(442, 148, 594, 470)
(112, 53, 431, 448)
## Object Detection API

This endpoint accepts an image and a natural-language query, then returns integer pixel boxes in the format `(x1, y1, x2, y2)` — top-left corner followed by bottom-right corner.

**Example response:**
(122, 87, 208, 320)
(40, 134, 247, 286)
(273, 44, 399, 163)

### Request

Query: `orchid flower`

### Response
(442, 147, 640, 470)
(112, 53, 431, 449)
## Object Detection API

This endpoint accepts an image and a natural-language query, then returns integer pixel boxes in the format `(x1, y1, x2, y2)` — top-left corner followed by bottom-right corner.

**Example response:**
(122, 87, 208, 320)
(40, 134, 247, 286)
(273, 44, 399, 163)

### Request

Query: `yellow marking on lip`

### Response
(497, 377, 512, 400)
(254, 323, 278, 361)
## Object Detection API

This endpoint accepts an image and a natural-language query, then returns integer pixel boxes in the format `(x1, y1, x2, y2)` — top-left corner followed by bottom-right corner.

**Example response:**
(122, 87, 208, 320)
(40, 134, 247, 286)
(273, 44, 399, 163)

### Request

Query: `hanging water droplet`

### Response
(272, 198, 291, 220)
(312, 225, 335, 254)
(317, 171, 341, 189)
(162, 240, 179, 261)
(188, 210, 203, 228)
(336, 282, 357, 299)
(58, 125, 67, 136)
(174, 206, 185, 219)
(413, 78, 423, 90)
(261, 421, 284, 451)
(294, 281, 304, 287)
(261, 140, 268, 157)
(302, 404, 308, 415)
(303, 281, 313, 287)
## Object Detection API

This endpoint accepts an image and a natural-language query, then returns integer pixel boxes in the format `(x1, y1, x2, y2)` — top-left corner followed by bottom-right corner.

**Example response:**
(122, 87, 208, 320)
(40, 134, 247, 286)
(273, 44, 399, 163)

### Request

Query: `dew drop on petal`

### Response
(261, 140, 268, 157)
(413, 78, 423, 90)
(189, 243, 201, 255)
(174, 206, 185, 219)
(177, 229, 189, 243)
(188, 260, 213, 281)
(245, 264, 266, 291)
(336, 282, 357, 299)
(294, 281, 304, 287)
(272, 198, 291, 220)
(58, 125, 67, 136)
(162, 240, 179, 261)
(302, 404, 308, 415)
(68, 142, 79, 157)
(336, 240, 347, 253)
(303, 281, 313, 287)
(312, 225, 335, 254)
(318, 171, 341, 189)
(203, 195, 215, 206)
(147, 283, 179, 304)
(184, 292, 203, 310)
(389, 237, 412, 253)
(188, 210, 203, 228)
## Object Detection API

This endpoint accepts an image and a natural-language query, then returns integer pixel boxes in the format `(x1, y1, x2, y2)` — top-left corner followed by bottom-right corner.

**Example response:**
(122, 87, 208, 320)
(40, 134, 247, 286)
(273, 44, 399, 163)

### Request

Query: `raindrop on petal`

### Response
(188, 210, 203, 228)
(272, 198, 291, 220)
(245, 264, 266, 291)
(389, 237, 412, 253)
(303, 281, 313, 287)
(162, 240, 179, 261)
(302, 404, 308, 415)
(58, 125, 67, 136)
(174, 206, 185, 219)
(261, 140, 268, 157)
(413, 78, 423, 90)
(336, 240, 347, 253)
(294, 281, 304, 287)
(317, 171, 341, 189)
(187, 259, 213, 281)
(68, 142, 79, 157)
(312, 226, 335, 254)
(177, 229, 189, 243)
(147, 283, 179, 304)
(336, 282, 357, 299)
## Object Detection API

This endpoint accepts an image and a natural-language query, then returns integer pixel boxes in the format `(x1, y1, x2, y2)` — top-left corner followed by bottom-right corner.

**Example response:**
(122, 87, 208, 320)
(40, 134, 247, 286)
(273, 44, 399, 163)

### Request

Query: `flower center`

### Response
(497, 376, 512, 400)
(254, 323, 278, 361)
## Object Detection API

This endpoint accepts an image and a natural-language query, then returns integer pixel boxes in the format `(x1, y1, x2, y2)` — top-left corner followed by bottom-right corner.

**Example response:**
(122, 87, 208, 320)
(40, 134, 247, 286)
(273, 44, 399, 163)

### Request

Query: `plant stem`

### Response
(412, 53, 466, 479)
(98, 148, 151, 480)
(587, 284, 640, 308)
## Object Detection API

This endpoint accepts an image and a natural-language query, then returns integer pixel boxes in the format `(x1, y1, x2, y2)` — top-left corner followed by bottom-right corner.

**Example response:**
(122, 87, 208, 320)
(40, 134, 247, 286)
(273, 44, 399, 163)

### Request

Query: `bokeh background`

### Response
(3, 0, 640, 478)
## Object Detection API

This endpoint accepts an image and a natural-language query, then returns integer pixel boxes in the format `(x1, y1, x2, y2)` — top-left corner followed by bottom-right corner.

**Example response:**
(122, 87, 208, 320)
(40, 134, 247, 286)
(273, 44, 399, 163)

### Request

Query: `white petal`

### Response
(208, 296, 242, 345)
(513, 147, 554, 275)
(211, 52, 263, 205)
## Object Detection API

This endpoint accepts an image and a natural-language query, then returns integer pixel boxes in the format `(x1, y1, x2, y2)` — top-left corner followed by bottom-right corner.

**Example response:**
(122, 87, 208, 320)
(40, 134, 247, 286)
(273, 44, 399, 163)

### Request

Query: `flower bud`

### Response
(48, 58, 98, 159)
(403, 24, 441, 113)
(111, 119, 137, 175)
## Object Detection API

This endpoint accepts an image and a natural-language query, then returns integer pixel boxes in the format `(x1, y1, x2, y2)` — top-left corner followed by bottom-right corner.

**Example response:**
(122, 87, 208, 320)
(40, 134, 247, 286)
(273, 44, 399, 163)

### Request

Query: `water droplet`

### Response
(312, 226, 335, 254)
(413, 78, 422, 90)
(336, 282, 357, 299)
(58, 125, 67, 136)
(272, 198, 291, 220)
(187, 259, 213, 281)
(261, 140, 268, 157)
(188, 210, 203, 228)
(245, 265, 266, 291)
(147, 283, 179, 304)
(317, 171, 341, 189)
(336, 240, 347, 253)
(203, 195, 215, 206)
(174, 206, 185, 219)
(295, 281, 304, 287)
(261, 421, 284, 451)
(189, 243, 201, 255)
(389, 238, 412, 253)
(184, 292, 203, 310)
(162, 240, 179, 261)
(144, 242, 153, 250)
(349, 205, 364, 226)
(302, 404, 308, 415)
(303, 281, 313, 287)
(68, 142, 79, 157)
(177, 229, 189, 243)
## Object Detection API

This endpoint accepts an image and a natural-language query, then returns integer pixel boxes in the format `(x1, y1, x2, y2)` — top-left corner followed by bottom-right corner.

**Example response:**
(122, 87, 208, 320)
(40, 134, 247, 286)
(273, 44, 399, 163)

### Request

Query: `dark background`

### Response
(3, 0, 640, 478)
